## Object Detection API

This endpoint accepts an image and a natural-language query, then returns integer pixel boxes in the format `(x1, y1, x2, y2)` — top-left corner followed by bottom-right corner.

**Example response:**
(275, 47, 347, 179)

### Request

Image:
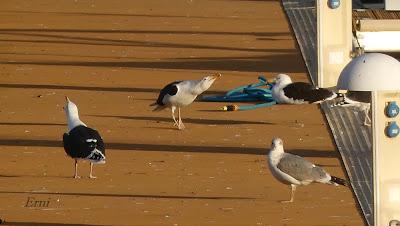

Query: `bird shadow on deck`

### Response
(0, 138, 339, 157)
(0, 190, 253, 200)
(87, 114, 274, 125)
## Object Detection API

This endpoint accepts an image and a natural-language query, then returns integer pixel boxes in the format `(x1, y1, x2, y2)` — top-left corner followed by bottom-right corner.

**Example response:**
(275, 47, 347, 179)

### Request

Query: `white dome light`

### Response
(337, 53, 400, 91)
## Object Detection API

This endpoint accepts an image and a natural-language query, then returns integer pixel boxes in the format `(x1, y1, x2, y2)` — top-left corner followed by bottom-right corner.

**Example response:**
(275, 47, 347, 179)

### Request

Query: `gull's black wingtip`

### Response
(330, 175, 348, 186)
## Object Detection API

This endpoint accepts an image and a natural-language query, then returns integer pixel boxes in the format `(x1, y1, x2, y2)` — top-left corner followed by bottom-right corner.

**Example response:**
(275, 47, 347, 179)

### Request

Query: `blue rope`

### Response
(201, 75, 277, 111)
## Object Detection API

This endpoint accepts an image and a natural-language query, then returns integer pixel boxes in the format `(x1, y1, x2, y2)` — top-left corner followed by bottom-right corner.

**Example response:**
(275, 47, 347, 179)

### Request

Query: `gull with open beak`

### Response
(150, 73, 221, 130)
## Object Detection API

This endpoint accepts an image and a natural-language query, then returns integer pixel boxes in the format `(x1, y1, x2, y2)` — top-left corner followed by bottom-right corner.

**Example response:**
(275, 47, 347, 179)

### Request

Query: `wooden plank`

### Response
(357, 19, 400, 31)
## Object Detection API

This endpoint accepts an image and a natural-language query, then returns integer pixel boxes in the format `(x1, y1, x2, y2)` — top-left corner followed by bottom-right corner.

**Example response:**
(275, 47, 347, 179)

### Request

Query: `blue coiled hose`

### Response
(201, 76, 276, 111)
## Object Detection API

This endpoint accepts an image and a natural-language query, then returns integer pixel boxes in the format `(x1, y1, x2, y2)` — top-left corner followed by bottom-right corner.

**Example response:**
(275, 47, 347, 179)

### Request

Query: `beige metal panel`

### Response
(372, 91, 400, 226)
(357, 19, 400, 31)
(317, 0, 352, 88)
(386, 0, 400, 10)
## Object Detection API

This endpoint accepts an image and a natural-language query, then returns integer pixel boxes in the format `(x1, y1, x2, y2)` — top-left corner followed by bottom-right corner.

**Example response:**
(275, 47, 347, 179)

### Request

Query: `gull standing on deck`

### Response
(63, 97, 105, 179)
(267, 138, 347, 203)
(272, 74, 337, 104)
(150, 73, 221, 130)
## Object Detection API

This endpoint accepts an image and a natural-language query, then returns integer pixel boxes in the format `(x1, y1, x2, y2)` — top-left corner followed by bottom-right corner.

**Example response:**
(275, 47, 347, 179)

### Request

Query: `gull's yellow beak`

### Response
(211, 73, 222, 79)
(65, 96, 70, 103)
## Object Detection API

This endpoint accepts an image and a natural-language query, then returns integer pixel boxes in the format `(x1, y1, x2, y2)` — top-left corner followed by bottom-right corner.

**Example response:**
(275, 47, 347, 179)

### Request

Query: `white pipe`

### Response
(356, 31, 400, 52)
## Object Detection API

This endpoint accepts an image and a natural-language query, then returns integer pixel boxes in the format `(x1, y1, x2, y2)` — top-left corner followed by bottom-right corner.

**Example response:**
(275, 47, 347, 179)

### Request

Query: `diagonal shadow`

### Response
(0, 32, 295, 53)
(2, 38, 288, 54)
(2, 222, 106, 226)
(87, 114, 274, 125)
(0, 174, 76, 179)
(235, 0, 279, 1)
(0, 27, 290, 37)
(0, 190, 253, 200)
(0, 83, 225, 95)
(0, 138, 339, 157)
(0, 83, 154, 93)
(0, 51, 148, 60)
(0, 122, 65, 126)
(197, 109, 226, 112)
(0, 53, 304, 73)
(0, 10, 235, 20)
(0, 174, 20, 178)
